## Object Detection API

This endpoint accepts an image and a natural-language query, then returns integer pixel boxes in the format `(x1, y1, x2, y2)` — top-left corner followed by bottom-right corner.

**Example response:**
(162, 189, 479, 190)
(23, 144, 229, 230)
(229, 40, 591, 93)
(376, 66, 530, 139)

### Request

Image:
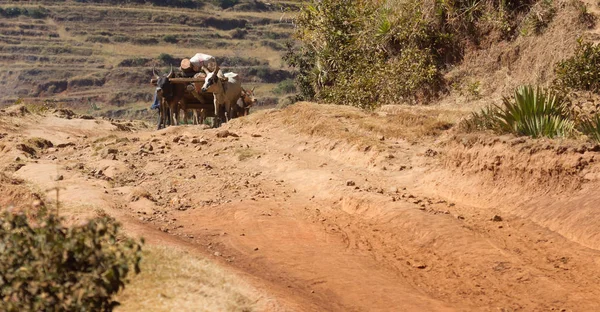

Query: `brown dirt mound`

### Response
(0, 173, 43, 210)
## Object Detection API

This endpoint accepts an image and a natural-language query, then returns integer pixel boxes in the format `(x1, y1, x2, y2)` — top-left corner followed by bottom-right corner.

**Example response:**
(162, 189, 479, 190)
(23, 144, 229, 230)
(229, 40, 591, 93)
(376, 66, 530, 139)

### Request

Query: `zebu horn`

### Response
(153, 65, 159, 79)
(167, 65, 174, 78)
(201, 66, 210, 75)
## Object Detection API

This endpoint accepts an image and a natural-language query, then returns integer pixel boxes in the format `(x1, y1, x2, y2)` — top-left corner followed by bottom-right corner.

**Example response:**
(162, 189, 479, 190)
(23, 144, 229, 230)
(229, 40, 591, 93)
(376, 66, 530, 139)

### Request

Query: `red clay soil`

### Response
(2, 103, 600, 311)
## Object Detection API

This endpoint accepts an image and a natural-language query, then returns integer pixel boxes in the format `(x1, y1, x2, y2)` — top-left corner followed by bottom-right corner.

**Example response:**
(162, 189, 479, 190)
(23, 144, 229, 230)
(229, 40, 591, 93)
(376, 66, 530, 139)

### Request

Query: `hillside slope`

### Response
(0, 0, 299, 119)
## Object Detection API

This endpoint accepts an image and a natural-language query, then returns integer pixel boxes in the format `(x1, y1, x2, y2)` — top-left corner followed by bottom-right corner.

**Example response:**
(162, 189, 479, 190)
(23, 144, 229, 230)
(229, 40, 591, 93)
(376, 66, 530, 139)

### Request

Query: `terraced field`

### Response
(0, 0, 300, 119)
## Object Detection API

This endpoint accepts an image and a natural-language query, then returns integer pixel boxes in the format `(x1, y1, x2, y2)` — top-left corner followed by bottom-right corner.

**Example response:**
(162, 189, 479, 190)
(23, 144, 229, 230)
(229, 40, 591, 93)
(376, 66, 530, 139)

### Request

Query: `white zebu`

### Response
(200, 65, 242, 128)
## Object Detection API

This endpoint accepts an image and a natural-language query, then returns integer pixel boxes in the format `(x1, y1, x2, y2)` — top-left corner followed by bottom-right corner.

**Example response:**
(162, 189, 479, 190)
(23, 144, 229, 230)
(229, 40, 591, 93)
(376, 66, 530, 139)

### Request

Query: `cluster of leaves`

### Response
(0, 209, 143, 311)
(273, 79, 297, 95)
(461, 85, 600, 141)
(0, 6, 49, 19)
(157, 53, 176, 65)
(163, 35, 178, 44)
(495, 85, 574, 138)
(286, 0, 539, 108)
(555, 39, 600, 93)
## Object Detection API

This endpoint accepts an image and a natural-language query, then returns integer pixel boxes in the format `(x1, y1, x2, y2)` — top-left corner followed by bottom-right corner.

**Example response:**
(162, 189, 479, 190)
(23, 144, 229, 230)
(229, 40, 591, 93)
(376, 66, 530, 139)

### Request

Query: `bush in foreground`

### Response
(0, 209, 143, 311)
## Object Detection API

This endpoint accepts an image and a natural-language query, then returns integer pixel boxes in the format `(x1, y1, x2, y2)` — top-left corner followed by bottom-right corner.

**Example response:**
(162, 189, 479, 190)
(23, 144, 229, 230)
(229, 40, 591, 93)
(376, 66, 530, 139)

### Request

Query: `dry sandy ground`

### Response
(2, 103, 600, 311)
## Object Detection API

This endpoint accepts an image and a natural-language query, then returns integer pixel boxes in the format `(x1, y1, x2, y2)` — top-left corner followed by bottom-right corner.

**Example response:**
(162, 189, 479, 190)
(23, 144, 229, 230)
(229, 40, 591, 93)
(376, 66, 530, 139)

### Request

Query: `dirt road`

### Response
(2, 103, 600, 311)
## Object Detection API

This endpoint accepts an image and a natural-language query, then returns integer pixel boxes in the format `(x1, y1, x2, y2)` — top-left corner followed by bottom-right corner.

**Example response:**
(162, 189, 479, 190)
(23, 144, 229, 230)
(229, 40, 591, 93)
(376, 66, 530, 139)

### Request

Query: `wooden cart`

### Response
(151, 76, 216, 119)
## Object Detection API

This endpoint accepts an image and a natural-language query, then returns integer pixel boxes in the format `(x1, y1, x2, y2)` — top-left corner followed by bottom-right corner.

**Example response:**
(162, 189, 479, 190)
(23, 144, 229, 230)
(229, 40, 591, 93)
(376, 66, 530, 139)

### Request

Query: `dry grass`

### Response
(26, 137, 53, 149)
(235, 147, 259, 161)
(115, 245, 258, 312)
(128, 187, 152, 202)
(271, 102, 455, 148)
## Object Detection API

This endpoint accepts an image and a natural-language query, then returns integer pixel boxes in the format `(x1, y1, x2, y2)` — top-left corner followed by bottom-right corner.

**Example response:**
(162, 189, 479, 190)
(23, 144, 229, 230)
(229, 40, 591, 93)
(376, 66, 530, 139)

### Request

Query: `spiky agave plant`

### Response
(578, 114, 600, 142)
(495, 85, 575, 138)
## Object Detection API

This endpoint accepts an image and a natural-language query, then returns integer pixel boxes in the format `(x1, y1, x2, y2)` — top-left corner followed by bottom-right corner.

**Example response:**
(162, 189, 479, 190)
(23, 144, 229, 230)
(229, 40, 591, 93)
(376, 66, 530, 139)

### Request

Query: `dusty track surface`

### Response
(2, 103, 600, 311)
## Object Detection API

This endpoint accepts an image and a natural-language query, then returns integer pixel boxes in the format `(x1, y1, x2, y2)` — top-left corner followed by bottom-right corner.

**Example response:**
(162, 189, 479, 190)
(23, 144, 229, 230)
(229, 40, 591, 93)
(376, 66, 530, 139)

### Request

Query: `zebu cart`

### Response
(151, 53, 220, 127)
(150, 74, 216, 126)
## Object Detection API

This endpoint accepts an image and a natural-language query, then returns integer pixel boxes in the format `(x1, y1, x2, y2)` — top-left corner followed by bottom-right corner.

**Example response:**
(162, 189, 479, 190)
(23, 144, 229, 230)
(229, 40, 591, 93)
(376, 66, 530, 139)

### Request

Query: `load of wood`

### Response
(180, 53, 217, 77)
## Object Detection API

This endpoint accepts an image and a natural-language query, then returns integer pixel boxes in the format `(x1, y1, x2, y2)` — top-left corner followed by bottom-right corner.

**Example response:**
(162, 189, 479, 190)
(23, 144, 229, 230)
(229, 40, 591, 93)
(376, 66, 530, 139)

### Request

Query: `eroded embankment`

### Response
(432, 133, 600, 250)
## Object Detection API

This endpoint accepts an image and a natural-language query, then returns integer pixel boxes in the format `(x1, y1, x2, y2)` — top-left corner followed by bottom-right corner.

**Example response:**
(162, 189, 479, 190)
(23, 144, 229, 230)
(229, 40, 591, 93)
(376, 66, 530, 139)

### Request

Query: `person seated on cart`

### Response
(181, 53, 218, 77)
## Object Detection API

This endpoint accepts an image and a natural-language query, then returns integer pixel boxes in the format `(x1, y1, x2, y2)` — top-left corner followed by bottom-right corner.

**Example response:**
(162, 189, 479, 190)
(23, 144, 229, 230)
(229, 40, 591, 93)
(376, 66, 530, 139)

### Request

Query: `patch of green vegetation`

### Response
(131, 37, 159, 45)
(555, 39, 600, 93)
(273, 79, 297, 95)
(118, 57, 149, 67)
(461, 85, 575, 138)
(260, 40, 285, 51)
(157, 53, 175, 65)
(286, 0, 540, 108)
(459, 105, 500, 133)
(215, 0, 239, 9)
(0, 6, 49, 19)
(0, 208, 143, 311)
(112, 35, 130, 43)
(230, 28, 247, 39)
(86, 35, 111, 44)
(163, 34, 178, 44)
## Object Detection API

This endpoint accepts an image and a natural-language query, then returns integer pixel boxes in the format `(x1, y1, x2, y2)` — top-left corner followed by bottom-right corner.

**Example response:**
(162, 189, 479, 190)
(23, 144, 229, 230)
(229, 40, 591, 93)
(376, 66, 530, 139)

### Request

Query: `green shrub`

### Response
(230, 29, 247, 39)
(86, 35, 111, 43)
(260, 40, 286, 51)
(0, 7, 22, 17)
(0, 6, 49, 19)
(0, 209, 143, 311)
(273, 79, 297, 95)
(163, 34, 178, 43)
(287, 0, 538, 108)
(555, 39, 600, 93)
(112, 35, 130, 43)
(215, 0, 239, 9)
(131, 37, 159, 45)
(283, 41, 316, 101)
(26, 6, 50, 19)
(157, 53, 175, 65)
